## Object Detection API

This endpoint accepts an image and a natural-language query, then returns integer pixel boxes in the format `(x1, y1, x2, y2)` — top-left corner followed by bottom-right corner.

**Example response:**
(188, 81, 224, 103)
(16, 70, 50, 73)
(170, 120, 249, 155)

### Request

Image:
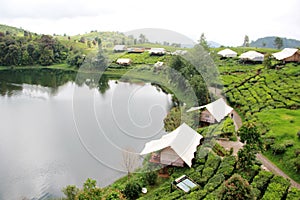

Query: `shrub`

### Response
(219, 174, 254, 200)
(271, 143, 286, 155)
(142, 171, 158, 186)
(251, 170, 273, 198)
(62, 185, 79, 200)
(204, 174, 225, 192)
(295, 149, 300, 157)
(286, 187, 300, 200)
(283, 140, 294, 147)
(201, 167, 215, 185)
(123, 180, 142, 200)
(297, 131, 300, 139)
(293, 157, 300, 172)
(262, 176, 290, 200)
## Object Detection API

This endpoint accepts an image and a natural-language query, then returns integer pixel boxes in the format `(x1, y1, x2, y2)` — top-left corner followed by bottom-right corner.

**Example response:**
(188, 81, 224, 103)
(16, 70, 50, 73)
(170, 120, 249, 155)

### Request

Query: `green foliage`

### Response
(286, 188, 300, 200)
(204, 174, 225, 192)
(62, 185, 79, 200)
(220, 174, 254, 200)
(261, 176, 290, 200)
(70, 178, 102, 200)
(263, 53, 273, 69)
(239, 123, 263, 150)
(142, 171, 158, 186)
(237, 144, 257, 171)
(123, 180, 142, 200)
(271, 143, 286, 155)
(251, 170, 274, 199)
(274, 37, 283, 49)
(293, 157, 300, 172)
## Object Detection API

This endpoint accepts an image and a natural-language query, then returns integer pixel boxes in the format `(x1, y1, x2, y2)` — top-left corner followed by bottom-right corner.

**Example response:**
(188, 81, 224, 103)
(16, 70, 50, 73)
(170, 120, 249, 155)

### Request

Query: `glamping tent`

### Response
(239, 51, 264, 62)
(187, 98, 233, 123)
(217, 48, 237, 58)
(113, 45, 126, 52)
(116, 58, 131, 66)
(272, 48, 300, 62)
(149, 48, 166, 55)
(140, 123, 202, 167)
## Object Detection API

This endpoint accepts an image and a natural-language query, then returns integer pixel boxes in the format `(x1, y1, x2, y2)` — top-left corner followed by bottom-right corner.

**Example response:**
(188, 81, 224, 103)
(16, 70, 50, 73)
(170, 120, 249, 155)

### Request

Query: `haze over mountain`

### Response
(250, 36, 300, 49)
(125, 28, 196, 48)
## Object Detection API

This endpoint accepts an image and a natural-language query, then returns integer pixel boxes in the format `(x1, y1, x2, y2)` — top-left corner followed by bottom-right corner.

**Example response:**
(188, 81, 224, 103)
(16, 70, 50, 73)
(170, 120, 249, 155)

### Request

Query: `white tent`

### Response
(140, 123, 202, 167)
(217, 48, 237, 58)
(272, 48, 299, 61)
(187, 98, 233, 122)
(239, 51, 264, 62)
(116, 58, 131, 65)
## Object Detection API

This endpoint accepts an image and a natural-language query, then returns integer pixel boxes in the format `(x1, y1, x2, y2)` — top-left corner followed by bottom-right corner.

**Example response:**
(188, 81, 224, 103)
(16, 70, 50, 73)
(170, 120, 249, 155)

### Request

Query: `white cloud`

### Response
(0, 0, 299, 46)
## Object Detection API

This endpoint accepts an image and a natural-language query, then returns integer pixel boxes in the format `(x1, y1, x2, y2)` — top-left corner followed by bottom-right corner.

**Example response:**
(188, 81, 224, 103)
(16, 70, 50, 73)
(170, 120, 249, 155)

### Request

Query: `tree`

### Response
(243, 35, 250, 47)
(123, 180, 142, 200)
(198, 33, 209, 51)
(239, 123, 263, 150)
(77, 178, 102, 200)
(138, 34, 147, 44)
(237, 144, 256, 171)
(263, 53, 273, 69)
(62, 185, 79, 200)
(220, 174, 254, 200)
(274, 37, 283, 49)
(122, 147, 139, 179)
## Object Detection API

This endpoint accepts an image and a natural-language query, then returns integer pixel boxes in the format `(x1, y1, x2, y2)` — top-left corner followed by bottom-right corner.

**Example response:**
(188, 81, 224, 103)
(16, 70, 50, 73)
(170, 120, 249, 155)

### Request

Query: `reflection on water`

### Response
(0, 69, 172, 199)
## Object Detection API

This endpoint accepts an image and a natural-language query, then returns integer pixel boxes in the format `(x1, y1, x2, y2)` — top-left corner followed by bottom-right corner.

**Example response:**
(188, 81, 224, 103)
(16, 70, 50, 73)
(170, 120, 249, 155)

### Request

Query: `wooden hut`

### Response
(272, 48, 300, 62)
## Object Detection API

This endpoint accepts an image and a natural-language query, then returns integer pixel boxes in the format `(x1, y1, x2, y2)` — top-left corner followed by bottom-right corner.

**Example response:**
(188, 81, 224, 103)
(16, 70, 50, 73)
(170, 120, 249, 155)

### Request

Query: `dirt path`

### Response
(256, 154, 300, 189)
(209, 86, 300, 189)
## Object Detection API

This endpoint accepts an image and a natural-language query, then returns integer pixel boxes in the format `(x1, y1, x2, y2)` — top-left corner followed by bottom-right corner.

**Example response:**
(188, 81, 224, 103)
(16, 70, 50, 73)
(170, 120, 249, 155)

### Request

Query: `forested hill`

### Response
(250, 36, 300, 49)
(0, 24, 33, 36)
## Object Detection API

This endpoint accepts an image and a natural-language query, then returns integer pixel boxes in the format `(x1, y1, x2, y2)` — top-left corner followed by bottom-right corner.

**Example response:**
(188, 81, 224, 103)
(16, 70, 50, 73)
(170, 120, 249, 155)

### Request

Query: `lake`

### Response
(0, 69, 172, 199)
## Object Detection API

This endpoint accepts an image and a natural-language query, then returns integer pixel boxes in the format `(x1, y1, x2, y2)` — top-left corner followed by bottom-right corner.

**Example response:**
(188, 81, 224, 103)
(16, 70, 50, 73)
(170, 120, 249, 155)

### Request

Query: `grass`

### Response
(254, 109, 300, 183)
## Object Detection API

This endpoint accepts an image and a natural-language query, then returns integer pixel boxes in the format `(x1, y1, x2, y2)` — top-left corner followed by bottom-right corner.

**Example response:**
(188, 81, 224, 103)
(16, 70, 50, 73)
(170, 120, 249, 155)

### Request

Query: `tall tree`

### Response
(198, 33, 209, 51)
(274, 37, 283, 49)
(243, 35, 250, 47)
(138, 34, 147, 44)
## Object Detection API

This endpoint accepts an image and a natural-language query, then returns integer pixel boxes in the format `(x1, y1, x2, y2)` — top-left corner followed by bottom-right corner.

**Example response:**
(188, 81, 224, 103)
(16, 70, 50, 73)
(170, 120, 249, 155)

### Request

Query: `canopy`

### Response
(217, 48, 237, 58)
(272, 48, 299, 60)
(187, 98, 233, 122)
(239, 51, 264, 62)
(140, 123, 202, 167)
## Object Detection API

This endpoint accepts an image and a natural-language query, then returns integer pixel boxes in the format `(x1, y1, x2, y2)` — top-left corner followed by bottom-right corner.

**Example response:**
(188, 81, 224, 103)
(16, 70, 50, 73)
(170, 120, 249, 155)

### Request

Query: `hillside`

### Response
(0, 24, 32, 36)
(250, 36, 300, 49)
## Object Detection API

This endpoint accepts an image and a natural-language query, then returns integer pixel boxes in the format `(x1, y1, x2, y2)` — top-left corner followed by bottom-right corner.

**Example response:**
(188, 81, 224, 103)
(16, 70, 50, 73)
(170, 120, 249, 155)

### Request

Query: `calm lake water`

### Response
(0, 69, 172, 199)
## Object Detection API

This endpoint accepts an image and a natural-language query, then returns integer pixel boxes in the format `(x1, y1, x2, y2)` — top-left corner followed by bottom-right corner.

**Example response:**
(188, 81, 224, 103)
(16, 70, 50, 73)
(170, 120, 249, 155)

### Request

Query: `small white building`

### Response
(113, 45, 126, 52)
(187, 98, 233, 123)
(140, 123, 202, 167)
(149, 48, 166, 55)
(239, 51, 264, 62)
(272, 48, 300, 62)
(116, 58, 131, 66)
(217, 48, 238, 58)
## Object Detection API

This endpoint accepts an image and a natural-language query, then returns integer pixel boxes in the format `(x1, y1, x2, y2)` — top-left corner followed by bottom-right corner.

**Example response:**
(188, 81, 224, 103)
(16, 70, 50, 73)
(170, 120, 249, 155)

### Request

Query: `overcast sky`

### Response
(1, 0, 299, 46)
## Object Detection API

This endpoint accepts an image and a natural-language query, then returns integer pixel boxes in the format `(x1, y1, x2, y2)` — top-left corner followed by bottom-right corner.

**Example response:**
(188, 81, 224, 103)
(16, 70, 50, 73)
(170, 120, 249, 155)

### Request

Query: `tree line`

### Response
(0, 32, 69, 66)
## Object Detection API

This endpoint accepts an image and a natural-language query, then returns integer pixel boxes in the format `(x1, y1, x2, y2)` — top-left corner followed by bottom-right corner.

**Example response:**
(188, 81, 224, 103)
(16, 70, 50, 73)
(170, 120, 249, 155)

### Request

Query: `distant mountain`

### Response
(250, 36, 300, 49)
(208, 41, 221, 48)
(125, 28, 195, 48)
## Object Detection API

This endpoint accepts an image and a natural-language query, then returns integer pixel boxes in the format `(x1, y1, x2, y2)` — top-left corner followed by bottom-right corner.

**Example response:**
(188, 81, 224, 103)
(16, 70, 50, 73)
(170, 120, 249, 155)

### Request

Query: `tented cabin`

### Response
(127, 47, 145, 53)
(187, 98, 233, 124)
(116, 58, 131, 66)
(239, 51, 264, 62)
(217, 48, 237, 58)
(140, 123, 203, 167)
(272, 48, 300, 62)
(149, 48, 166, 56)
(113, 45, 126, 52)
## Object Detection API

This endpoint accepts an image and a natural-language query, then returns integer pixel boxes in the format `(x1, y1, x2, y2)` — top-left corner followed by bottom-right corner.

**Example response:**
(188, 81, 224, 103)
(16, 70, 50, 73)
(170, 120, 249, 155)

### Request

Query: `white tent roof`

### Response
(217, 48, 237, 57)
(140, 123, 202, 167)
(272, 48, 299, 60)
(239, 51, 264, 62)
(116, 58, 131, 63)
(187, 98, 233, 122)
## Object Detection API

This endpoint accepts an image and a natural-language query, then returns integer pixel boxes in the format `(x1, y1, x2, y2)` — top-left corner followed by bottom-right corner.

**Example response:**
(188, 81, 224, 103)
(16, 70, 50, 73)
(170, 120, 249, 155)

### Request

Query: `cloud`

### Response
(0, 0, 113, 19)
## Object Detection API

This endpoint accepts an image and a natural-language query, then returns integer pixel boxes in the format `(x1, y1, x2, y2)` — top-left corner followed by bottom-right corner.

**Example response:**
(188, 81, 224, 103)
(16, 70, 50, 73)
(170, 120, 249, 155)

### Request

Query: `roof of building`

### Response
(187, 98, 233, 122)
(239, 51, 264, 62)
(140, 123, 202, 167)
(272, 48, 300, 60)
(116, 58, 131, 63)
(217, 48, 237, 57)
(113, 45, 126, 51)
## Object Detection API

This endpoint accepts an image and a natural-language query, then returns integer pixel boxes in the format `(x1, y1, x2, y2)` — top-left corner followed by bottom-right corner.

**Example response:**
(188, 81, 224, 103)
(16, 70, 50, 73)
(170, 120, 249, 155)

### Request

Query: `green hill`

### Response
(0, 24, 32, 36)
(250, 36, 300, 49)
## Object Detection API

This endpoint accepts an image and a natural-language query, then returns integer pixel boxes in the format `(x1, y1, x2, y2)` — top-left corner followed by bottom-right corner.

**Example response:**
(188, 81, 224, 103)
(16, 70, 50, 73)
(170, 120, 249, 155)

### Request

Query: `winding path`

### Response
(210, 86, 300, 189)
